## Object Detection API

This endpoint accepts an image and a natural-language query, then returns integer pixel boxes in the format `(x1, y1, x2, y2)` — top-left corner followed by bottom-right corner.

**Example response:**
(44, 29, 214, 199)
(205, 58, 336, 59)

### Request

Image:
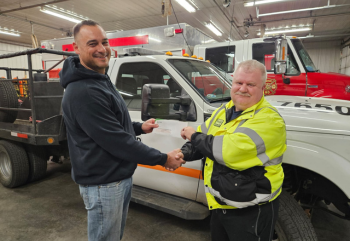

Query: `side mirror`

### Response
(274, 62, 287, 75)
(274, 38, 288, 74)
(141, 84, 192, 121)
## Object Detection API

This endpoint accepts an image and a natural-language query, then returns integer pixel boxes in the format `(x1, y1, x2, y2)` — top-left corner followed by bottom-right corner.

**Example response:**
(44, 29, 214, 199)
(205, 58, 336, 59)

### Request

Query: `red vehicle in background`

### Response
(194, 36, 350, 101)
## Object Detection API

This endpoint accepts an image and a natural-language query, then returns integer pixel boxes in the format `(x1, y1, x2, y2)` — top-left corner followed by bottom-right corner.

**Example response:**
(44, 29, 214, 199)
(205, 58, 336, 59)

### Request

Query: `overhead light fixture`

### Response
(175, 0, 198, 13)
(0, 27, 20, 37)
(244, 0, 289, 7)
(264, 27, 311, 35)
(40, 5, 88, 23)
(205, 21, 222, 36)
(257, 3, 350, 17)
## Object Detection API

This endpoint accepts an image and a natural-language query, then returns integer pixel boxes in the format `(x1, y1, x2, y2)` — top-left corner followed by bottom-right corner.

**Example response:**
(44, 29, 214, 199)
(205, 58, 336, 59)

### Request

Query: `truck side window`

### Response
(252, 43, 300, 75)
(205, 46, 235, 73)
(116, 62, 183, 111)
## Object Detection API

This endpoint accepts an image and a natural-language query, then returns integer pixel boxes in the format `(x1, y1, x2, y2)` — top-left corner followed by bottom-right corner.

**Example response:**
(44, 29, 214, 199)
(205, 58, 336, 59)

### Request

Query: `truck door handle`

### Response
(283, 78, 290, 84)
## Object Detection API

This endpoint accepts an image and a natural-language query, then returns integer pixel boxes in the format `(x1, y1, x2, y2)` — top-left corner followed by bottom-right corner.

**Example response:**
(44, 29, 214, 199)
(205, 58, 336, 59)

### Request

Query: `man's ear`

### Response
(73, 42, 80, 55)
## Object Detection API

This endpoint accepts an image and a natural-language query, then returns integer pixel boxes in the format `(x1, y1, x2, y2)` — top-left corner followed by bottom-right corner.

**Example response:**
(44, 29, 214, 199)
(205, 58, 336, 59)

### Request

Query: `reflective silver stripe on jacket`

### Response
(205, 185, 282, 209)
(200, 122, 208, 134)
(201, 105, 226, 134)
(267, 107, 284, 119)
(264, 155, 283, 166)
(235, 127, 270, 165)
(212, 135, 226, 166)
(212, 106, 284, 166)
(236, 118, 247, 128)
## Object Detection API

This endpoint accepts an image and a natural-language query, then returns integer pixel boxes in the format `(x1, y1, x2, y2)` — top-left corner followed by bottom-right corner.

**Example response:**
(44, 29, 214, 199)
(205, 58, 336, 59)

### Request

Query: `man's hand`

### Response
(142, 118, 159, 134)
(181, 126, 196, 141)
(164, 149, 186, 171)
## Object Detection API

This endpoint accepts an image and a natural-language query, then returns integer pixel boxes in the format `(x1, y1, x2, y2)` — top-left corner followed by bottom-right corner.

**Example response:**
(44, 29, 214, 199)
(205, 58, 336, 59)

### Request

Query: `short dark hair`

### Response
(73, 20, 100, 40)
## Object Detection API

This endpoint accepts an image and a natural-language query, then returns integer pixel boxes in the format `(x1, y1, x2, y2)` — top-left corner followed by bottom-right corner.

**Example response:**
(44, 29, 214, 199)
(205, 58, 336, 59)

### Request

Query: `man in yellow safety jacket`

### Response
(180, 59, 287, 241)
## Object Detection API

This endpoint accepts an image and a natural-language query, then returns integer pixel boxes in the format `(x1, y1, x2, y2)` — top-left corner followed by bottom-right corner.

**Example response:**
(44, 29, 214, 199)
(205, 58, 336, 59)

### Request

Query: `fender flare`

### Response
(283, 139, 350, 198)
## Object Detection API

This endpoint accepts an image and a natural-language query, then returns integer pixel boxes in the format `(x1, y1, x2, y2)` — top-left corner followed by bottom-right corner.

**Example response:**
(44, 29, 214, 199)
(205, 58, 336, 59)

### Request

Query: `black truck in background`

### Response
(0, 48, 75, 188)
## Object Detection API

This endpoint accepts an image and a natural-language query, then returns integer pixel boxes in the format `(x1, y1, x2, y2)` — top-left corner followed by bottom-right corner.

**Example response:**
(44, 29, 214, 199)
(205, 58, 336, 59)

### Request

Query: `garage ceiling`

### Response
(0, 0, 349, 47)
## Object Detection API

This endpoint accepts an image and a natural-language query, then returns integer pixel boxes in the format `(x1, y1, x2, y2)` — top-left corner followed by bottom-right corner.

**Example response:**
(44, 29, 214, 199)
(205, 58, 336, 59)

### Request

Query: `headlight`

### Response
(346, 85, 350, 93)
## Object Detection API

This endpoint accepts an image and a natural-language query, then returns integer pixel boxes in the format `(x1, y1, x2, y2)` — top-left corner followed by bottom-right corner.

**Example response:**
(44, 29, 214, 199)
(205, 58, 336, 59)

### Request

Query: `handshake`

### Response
(162, 126, 197, 171)
(164, 149, 185, 171)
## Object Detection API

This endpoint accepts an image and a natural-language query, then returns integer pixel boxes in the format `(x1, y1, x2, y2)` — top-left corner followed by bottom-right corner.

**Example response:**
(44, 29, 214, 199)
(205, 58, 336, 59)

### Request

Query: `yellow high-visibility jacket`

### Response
(181, 97, 286, 210)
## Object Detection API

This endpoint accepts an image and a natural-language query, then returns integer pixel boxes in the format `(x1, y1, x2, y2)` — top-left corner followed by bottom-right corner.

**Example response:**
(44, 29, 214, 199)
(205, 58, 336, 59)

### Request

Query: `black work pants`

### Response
(210, 197, 279, 241)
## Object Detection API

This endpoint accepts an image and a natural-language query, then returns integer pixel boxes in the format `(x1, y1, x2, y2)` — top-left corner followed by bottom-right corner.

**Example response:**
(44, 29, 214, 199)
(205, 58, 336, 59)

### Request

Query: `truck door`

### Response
(113, 61, 202, 201)
(251, 41, 307, 96)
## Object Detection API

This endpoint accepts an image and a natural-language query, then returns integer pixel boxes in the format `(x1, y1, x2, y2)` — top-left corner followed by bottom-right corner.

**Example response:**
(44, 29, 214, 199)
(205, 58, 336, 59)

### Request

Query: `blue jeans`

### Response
(79, 177, 132, 241)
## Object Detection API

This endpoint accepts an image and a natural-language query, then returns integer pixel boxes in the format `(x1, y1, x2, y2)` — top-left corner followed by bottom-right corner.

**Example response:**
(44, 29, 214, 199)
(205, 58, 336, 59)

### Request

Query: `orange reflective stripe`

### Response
(137, 164, 203, 180)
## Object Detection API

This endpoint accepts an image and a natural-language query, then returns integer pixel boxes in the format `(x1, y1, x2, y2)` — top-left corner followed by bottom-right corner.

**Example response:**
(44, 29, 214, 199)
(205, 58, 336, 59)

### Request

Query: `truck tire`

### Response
(0, 140, 29, 188)
(25, 145, 48, 182)
(275, 191, 318, 241)
(0, 80, 19, 123)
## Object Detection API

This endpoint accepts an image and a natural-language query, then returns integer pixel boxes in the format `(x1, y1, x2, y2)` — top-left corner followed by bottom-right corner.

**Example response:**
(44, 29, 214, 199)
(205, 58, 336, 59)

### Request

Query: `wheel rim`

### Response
(0, 150, 12, 179)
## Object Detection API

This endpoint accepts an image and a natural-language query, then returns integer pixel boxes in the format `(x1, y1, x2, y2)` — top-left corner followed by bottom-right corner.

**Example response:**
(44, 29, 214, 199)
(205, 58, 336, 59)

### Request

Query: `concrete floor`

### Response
(0, 160, 349, 241)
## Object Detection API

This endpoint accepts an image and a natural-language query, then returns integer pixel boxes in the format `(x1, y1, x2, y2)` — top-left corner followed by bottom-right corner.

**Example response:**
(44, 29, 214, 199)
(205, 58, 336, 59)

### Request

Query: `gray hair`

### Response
(235, 59, 267, 85)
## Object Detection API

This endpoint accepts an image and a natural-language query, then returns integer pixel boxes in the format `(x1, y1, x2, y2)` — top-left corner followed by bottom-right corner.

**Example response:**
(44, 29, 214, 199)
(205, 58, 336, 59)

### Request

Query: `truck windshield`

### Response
(168, 59, 231, 102)
(291, 39, 318, 72)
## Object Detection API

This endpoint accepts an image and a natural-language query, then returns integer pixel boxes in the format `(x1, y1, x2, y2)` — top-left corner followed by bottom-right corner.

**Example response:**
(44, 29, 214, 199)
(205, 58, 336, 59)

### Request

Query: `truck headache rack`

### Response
(0, 48, 77, 145)
(0, 47, 77, 59)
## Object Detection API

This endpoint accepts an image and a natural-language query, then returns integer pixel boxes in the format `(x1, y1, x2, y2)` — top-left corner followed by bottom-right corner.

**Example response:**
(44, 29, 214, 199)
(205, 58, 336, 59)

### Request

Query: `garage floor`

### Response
(0, 160, 349, 241)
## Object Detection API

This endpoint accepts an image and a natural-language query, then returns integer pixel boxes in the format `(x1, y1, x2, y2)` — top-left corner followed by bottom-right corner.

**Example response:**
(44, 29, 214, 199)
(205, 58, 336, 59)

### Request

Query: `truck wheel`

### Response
(0, 140, 29, 188)
(0, 80, 19, 123)
(25, 145, 48, 182)
(275, 191, 318, 241)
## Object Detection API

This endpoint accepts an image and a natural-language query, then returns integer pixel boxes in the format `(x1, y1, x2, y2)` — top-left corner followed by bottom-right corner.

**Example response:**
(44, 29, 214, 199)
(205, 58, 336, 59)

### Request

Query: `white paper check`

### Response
(153, 120, 188, 138)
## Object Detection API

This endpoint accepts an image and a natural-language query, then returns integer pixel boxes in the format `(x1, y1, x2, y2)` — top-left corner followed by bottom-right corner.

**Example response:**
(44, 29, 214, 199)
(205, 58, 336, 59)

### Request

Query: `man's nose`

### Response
(96, 43, 106, 53)
(239, 84, 248, 92)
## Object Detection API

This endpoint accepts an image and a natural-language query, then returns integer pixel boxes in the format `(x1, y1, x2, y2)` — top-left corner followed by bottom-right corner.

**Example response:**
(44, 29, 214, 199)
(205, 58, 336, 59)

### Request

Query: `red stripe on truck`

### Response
(62, 44, 74, 52)
(61, 35, 149, 51)
(109, 35, 149, 47)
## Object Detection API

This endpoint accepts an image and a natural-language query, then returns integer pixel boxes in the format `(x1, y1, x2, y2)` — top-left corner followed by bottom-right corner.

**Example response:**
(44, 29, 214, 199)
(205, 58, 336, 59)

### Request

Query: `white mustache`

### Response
(234, 92, 251, 97)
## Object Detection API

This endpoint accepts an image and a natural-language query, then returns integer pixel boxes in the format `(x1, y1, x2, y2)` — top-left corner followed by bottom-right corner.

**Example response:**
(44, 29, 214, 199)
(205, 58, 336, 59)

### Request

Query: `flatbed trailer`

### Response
(0, 48, 76, 188)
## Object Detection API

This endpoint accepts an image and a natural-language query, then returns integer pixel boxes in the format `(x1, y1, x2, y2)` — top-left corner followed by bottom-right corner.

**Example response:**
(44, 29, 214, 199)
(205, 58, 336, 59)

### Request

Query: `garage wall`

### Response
(340, 45, 350, 76)
(303, 40, 341, 74)
(0, 42, 42, 79)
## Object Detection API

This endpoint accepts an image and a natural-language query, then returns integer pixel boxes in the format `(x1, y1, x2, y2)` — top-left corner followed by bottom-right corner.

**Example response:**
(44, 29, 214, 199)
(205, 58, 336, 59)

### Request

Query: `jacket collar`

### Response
(224, 96, 266, 121)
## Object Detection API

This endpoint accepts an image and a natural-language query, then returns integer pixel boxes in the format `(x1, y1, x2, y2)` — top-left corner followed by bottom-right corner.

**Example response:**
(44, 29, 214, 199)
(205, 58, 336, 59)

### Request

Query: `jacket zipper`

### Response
(255, 205, 261, 239)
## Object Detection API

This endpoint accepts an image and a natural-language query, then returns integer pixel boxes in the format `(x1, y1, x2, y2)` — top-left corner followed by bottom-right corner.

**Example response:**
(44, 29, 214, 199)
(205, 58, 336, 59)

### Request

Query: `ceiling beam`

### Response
(0, 39, 32, 47)
(0, 0, 69, 14)
(212, 0, 244, 40)
(0, 14, 70, 34)
(248, 11, 350, 25)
